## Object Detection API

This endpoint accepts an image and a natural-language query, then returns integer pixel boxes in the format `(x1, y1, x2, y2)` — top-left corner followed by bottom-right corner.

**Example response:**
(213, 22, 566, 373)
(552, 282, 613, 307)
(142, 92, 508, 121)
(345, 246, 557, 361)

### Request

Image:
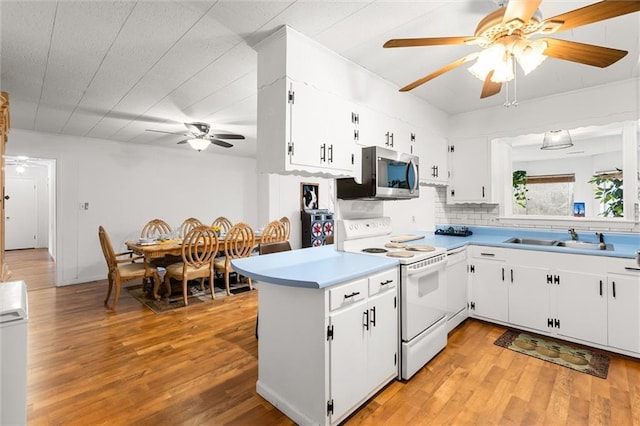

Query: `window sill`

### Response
(496, 215, 638, 232)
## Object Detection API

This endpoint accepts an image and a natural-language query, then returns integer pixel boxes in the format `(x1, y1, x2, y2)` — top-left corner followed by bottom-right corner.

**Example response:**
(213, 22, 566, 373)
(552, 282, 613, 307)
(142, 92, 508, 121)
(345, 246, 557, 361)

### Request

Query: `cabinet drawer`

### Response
(470, 246, 505, 261)
(368, 268, 397, 296)
(329, 278, 368, 311)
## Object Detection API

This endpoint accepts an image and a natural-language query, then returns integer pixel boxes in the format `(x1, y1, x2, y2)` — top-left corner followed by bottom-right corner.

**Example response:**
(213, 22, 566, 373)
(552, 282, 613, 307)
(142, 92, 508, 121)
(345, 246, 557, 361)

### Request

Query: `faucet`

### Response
(568, 228, 578, 241)
(596, 232, 606, 249)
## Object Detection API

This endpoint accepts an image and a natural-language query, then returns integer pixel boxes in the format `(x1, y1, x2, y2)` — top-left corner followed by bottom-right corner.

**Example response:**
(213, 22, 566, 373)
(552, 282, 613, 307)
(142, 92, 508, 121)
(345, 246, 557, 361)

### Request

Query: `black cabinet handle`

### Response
(363, 310, 369, 330)
(502, 267, 505, 281)
(482, 186, 485, 198)
(480, 252, 495, 257)
(320, 143, 326, 162)
(599, 280, 603, 296)
(328, 144, 333, 163)
(370, 307, 376, 327)
(510, 269, 514, 283)
(624, 267, 640, 271)
(380, 279, 393, 286)
(344, 291, 360, 299)
(612, 281, 616, 298)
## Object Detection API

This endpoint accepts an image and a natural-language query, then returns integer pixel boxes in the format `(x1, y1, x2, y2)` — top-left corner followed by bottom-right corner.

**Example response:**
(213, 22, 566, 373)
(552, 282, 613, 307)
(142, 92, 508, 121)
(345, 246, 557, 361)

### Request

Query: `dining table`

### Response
(126, 233, 262, 299)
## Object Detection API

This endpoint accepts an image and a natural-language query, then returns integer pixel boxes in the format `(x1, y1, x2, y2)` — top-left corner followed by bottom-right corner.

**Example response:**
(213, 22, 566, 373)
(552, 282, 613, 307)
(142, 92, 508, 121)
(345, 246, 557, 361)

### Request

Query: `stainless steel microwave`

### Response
(337, 146, 419, 200)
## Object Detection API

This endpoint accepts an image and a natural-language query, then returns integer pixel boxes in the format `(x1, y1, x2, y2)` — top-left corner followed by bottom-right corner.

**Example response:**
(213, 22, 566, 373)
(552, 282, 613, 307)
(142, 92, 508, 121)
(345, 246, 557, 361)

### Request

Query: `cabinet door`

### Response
(325, 92, 355, 172)
(470, 260, 508, 322)
(289, 82, 327, 169)
(555, 270, 607, 345)
(608, 274, 640, 353)
(414, 131, 448, 185)
(367, 288, 398, 391)
(508, 265, 551, 333)
(329, 299, 368, 422)
(356, 105, 388, 148)
(448, 138, 490, 203)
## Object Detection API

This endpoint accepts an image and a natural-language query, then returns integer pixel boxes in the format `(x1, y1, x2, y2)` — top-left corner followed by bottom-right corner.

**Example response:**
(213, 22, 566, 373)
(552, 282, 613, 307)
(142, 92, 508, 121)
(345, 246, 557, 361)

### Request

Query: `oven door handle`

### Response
(405, 259, 446, 279)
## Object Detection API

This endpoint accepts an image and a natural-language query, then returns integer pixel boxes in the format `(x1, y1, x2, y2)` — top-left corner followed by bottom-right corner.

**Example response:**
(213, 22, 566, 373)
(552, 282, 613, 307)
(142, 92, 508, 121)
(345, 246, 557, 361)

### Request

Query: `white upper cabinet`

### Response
(256, 25, 446, 177)
(412, 129, 448, 186)
(447, 137, 495, 203)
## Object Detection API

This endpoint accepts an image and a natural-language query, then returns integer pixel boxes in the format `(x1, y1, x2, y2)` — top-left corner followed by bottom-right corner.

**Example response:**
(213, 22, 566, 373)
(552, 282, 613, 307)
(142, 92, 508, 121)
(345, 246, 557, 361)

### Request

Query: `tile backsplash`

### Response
(434, 186, 639, 233)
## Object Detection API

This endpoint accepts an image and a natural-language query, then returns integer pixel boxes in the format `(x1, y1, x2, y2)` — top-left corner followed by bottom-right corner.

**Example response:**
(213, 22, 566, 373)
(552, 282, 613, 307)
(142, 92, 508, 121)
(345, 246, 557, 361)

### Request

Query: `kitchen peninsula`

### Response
(233, 225, 640, 425)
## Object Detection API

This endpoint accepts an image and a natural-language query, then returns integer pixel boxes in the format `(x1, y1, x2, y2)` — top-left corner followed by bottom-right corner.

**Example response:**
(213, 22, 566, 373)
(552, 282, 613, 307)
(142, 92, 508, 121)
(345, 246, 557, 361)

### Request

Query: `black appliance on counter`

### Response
(301, 209, 334, 248)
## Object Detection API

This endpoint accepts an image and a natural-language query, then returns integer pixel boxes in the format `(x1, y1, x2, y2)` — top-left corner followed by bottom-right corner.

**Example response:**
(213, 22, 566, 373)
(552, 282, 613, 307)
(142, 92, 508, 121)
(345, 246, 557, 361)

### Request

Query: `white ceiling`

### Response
(2, 1, 639, 158)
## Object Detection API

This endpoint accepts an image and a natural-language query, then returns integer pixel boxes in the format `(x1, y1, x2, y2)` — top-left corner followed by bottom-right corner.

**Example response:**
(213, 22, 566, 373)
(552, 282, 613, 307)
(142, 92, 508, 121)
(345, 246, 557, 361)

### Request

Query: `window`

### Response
(513, 174, 575, 216)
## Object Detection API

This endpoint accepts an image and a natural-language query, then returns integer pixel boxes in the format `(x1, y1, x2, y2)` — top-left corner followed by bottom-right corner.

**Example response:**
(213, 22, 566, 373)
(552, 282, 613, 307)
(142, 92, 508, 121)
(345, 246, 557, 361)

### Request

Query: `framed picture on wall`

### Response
(301, 183, 319, 210)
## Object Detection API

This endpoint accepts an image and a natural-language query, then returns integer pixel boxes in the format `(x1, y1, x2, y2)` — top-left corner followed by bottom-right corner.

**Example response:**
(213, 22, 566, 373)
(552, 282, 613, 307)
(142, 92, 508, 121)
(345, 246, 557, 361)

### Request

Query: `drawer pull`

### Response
(344, 291, 360, 299)
(380, 279, 393, 286)
(624, 267, 640, 271)
(480, 252, 495, 257)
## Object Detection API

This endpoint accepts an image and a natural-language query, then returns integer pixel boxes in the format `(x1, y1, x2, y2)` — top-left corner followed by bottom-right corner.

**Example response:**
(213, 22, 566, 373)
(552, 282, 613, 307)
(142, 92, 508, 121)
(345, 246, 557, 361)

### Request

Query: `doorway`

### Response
(4, 156, 57, 285)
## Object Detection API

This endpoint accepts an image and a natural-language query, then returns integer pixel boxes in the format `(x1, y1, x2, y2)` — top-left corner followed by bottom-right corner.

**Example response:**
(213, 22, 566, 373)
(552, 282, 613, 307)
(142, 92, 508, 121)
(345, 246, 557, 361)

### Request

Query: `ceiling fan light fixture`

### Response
(468, 43, 505, 81)
(186, 138, 210, 152)
(541, 129, 573, 150)
(513, 39, 548, 74)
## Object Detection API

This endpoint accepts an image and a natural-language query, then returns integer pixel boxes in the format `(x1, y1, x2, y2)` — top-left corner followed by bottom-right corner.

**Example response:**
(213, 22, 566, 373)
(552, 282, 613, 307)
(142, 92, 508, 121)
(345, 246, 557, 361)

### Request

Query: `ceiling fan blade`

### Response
(384, 36, 477, 48)
(146, 129, 185, 135)
(211, 139, 233, 148)
(502, 0, 542, 28)
(399, 53, 479, 92)
(212, 133, 245, 140)
(176, 139, 188, 145)
(480, 71, 502, 99)
(545, 0, 640, 33)
(541, 38, 628, 68)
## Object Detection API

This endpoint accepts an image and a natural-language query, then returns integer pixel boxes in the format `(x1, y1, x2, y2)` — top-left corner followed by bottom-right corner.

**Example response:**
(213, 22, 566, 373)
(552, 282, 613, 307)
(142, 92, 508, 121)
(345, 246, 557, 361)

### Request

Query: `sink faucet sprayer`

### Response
(568, 228, 578, 241)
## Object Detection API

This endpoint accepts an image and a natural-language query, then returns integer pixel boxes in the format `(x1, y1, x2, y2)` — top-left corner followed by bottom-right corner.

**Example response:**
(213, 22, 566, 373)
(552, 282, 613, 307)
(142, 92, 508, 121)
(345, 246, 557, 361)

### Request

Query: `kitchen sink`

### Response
(503, 237, 614, 251)
(503, 237, 558, 246)
(555, 240, 614, 251)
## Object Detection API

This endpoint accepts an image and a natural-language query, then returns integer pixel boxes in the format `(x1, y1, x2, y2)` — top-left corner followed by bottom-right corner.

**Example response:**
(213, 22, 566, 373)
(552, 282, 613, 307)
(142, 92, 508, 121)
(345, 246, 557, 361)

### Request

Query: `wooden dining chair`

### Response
(214, 222, 255, 296)
(98, 225, 162, 311)
(141, 219, 173, 239)
(280, 216, 291, 240)
(211, 216, 233, 233)
(260, 220, 287, 244)
(179, 217, 203, 238)
(163, 225, 219, 306)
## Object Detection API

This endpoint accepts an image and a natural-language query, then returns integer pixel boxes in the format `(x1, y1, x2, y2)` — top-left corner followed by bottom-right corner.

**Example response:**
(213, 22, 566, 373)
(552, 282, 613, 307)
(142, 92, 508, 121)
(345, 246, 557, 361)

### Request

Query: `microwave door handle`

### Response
(407, 160, 419, 193)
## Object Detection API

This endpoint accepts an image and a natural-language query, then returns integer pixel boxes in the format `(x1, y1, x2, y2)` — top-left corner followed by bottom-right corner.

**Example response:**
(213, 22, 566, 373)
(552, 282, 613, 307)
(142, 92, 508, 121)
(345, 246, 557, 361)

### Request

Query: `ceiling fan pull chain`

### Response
(511, 55, 519, 107)
(503, 75, 510, 108)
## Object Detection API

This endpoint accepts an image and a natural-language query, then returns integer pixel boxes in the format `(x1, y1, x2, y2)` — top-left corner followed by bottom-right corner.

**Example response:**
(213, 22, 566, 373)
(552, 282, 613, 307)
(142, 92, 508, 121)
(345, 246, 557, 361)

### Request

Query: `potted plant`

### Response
(512, 170, 528, 209)
(589, 168, 623, 217)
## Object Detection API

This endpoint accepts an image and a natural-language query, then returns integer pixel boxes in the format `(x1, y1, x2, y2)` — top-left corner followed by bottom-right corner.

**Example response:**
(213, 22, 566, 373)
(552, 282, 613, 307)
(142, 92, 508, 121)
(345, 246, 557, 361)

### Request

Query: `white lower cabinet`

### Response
(466, 246, 640, 358)
(508, 265, 551, 333)
(257, 267, 398, 426)
(554, 270, 607, 346)
(468, 247, 508, 323)
(608, 271, 640, 353)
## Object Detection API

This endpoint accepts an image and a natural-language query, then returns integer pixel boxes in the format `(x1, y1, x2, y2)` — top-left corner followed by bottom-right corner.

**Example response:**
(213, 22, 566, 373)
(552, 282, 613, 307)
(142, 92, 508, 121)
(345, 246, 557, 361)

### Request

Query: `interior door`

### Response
(5, 177, 37, 250)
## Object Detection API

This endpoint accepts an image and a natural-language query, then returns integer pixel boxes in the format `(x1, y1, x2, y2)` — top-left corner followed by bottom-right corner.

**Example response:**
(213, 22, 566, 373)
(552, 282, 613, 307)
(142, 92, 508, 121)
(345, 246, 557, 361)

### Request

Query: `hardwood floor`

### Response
(5, 248, 56, 290)
(10, 251, 640, 425)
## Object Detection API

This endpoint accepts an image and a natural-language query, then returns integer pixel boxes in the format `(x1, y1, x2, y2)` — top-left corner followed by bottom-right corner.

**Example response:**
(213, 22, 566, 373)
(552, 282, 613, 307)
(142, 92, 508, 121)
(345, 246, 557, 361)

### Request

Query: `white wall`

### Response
(6, 162, 49, 248)
(7, 129, 259, 286)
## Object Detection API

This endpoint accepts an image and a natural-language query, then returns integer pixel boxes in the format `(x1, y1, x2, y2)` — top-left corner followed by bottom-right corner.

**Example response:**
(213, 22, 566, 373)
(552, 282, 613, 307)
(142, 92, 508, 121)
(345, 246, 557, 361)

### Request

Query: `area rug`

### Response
(494, 330, 610, 379)
(126, 277, 255, 314)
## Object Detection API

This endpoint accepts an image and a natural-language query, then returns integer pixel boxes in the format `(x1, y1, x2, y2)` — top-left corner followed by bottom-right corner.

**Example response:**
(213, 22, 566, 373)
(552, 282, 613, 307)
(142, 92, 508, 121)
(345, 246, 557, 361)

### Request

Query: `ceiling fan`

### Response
(383, 0, 640, 99)
(146, 122, 245, 151)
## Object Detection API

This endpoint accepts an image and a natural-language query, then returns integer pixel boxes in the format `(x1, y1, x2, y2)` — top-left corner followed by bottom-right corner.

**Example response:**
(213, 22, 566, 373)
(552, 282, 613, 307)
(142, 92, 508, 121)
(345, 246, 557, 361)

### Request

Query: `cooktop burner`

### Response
(362, 247, 388, 254)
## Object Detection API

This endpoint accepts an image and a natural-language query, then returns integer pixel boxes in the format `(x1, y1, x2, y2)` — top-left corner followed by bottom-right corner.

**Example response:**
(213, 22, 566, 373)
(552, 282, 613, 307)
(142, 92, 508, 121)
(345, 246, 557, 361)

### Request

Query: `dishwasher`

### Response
(445, 247, 468, 332)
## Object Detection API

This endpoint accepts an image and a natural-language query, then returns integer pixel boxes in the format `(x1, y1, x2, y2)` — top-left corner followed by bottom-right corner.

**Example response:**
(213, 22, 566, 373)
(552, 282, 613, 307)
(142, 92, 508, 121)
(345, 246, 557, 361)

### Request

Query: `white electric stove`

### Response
(336, 217, 449, 380)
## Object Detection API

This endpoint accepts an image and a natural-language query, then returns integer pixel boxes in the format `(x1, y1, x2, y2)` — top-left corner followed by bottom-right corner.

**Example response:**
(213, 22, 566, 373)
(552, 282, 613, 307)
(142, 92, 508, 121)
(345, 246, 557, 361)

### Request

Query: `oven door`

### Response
(401, 258, 447, 342)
